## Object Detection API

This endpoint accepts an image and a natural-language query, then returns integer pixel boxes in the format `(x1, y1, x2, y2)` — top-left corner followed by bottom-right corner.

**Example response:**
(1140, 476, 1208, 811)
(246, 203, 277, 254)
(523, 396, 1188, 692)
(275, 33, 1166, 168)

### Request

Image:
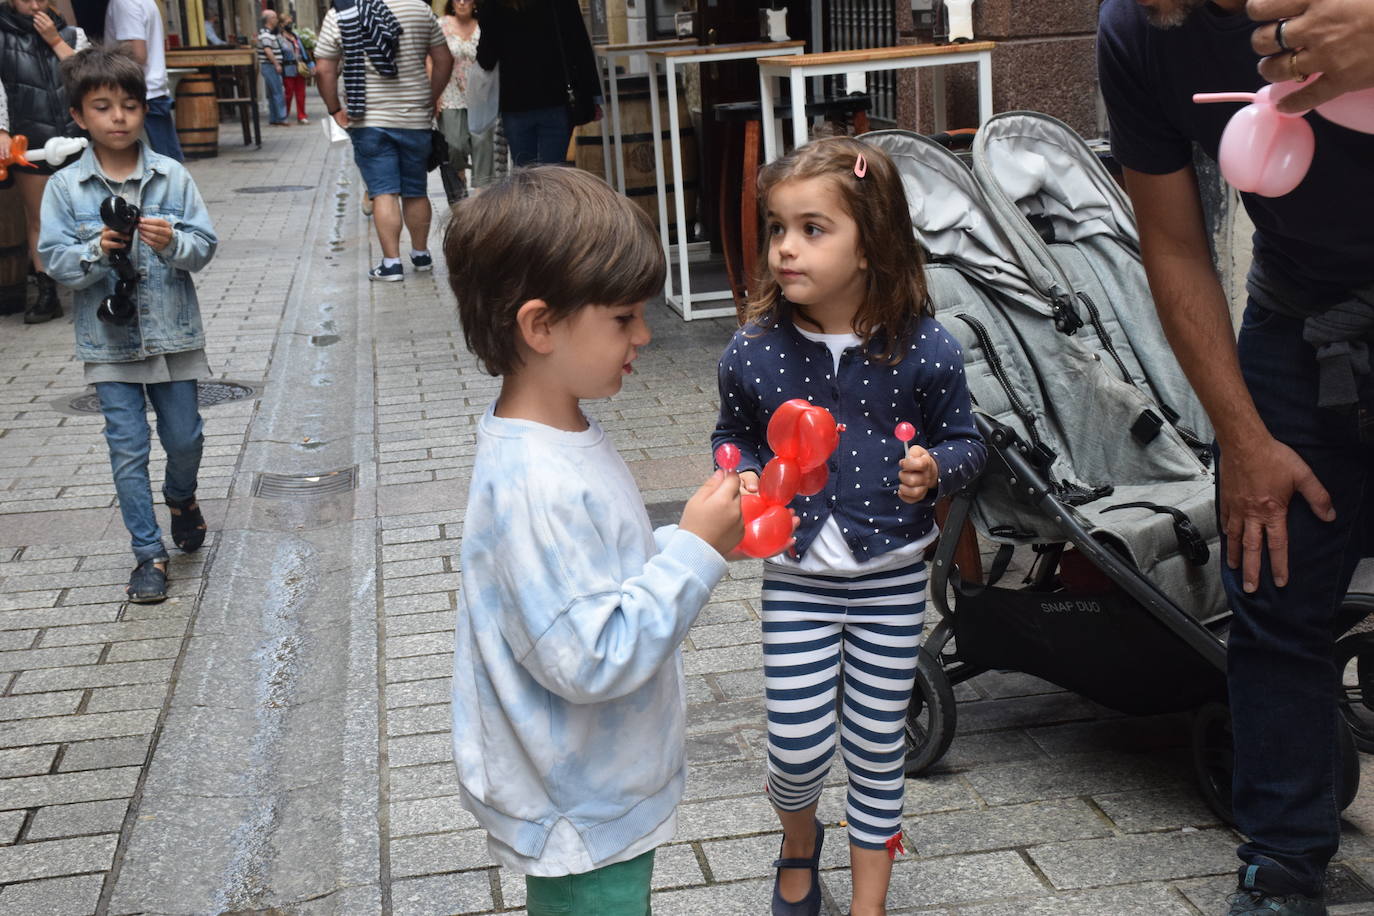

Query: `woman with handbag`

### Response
(279, 15, 313, 125)
(474, 0, 599, 167)
(436, 0, 493, 196)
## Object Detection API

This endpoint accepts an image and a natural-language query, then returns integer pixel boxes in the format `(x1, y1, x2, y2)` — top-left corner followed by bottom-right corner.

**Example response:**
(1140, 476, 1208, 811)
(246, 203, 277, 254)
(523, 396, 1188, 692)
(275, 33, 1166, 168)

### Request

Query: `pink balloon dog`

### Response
(1193, 80, 1374, 198)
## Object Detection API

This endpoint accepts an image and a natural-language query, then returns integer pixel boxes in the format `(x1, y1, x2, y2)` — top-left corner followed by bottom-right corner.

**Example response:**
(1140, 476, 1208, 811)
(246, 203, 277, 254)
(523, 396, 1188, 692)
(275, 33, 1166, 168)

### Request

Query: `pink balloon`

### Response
(894, 421, 916, 444)
(739, 505, 793, 559)
(714, 442, 741, 472)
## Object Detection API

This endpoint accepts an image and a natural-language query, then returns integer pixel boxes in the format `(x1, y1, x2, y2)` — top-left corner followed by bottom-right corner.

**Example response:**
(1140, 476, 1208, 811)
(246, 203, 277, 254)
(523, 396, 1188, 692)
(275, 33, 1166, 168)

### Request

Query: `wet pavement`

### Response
(2, 121, 1374, 915)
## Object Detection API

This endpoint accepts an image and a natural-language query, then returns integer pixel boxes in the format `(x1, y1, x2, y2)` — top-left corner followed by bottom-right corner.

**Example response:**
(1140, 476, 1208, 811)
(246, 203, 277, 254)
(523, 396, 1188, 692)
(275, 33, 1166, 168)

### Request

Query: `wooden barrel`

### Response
(175, 74, 219, 159)
(574, 75, 698, 236)
(0, 184, 27, 310)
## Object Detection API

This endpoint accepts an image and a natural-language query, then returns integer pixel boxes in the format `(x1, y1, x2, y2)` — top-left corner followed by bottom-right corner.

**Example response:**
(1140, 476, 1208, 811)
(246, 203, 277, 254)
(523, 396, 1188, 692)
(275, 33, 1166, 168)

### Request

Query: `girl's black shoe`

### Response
(771, 818, 825, 916)
(166, 497, 206, 552)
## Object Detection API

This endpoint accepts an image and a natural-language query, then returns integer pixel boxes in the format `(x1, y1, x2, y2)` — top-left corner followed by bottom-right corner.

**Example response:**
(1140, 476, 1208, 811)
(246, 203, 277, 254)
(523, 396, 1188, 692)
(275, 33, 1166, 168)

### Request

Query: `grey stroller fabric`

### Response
(971, 112, 1212, 445)
(861, 129, 1223, 620)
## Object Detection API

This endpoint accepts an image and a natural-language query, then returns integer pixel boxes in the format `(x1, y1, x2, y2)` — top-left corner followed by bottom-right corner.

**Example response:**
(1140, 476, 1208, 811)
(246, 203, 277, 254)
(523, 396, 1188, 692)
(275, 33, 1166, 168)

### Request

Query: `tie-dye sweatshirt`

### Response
(452, 405, 727, 870)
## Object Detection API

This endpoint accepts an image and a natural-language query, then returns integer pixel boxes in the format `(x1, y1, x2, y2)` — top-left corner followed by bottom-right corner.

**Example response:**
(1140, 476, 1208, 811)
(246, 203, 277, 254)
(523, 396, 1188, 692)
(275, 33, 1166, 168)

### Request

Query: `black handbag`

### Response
(426, 128, 449, 172)
(549, 0, 596, 127)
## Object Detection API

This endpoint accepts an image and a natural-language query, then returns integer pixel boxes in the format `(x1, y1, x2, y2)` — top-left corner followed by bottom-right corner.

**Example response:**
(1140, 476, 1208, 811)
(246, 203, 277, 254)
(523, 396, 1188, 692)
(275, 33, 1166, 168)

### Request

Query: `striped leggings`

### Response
(762, 561, 926, 850)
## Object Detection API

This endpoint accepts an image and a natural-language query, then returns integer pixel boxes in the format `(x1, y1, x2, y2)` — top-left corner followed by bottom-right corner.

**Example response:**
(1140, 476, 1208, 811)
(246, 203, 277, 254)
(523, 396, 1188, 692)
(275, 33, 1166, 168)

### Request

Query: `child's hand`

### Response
(100, 227, 130, 253)
(737, 470, 759, 495)
(137, 218, 175, 252)
(898, 446, 940, 504)
(680, 470, 744, 558)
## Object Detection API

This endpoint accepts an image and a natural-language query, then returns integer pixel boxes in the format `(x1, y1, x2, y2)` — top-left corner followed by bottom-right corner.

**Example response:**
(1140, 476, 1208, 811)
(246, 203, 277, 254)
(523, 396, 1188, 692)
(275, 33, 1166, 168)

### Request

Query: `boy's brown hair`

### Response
(744, 136, 932, 364)
(62, 46, 148, 111)
(445, 167, 666, 376)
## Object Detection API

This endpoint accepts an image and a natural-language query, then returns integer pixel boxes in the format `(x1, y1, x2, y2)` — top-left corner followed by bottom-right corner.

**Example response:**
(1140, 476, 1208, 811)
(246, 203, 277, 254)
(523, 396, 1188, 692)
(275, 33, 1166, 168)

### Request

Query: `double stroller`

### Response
(859, 113, 1374, 821)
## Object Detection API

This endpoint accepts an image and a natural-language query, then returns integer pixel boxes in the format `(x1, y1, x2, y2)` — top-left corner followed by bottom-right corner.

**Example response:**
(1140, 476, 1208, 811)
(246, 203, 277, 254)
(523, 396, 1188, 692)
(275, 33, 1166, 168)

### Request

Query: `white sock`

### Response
(410, 249, 429, 259)
(382, 257, 401, 268)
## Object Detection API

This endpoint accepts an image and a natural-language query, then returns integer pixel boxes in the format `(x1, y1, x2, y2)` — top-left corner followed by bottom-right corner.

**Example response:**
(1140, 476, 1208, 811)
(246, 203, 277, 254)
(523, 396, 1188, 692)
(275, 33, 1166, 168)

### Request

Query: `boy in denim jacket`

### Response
(446, 167, 744, 914)
(38, 48, 217, 603)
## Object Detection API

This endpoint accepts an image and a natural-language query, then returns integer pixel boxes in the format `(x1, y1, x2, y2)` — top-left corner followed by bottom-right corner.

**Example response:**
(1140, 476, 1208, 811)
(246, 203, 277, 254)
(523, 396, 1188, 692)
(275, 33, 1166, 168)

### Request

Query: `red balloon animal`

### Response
(715, 399, 843, 559)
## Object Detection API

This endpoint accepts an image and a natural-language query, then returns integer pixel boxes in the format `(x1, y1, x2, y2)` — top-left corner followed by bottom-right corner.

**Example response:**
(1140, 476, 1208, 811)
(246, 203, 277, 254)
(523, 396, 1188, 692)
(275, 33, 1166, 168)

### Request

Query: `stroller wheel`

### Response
(1190, 702, 1235, 826)
(1191, 701, 1361, 828)
(903, 647, 956, 776)
(1336, 631, 1374, 753)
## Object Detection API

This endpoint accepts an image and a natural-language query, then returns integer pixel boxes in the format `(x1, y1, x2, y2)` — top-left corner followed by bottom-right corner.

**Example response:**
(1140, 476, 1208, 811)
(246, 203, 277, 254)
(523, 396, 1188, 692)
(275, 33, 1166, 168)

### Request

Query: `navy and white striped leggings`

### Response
(762, 560, 926, 850)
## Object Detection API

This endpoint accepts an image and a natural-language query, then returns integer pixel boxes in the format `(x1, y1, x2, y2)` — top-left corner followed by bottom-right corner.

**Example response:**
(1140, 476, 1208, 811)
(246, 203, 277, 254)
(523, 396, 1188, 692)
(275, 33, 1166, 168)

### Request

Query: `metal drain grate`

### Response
(67, 380, 257, 414)
(234, 185, 315, 194)
(252, 467, 357, 499)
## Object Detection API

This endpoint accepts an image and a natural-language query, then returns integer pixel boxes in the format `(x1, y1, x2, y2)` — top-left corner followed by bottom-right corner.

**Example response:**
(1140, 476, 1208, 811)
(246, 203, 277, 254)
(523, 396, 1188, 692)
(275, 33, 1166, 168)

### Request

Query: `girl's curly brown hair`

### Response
(743, 136, 931, 364)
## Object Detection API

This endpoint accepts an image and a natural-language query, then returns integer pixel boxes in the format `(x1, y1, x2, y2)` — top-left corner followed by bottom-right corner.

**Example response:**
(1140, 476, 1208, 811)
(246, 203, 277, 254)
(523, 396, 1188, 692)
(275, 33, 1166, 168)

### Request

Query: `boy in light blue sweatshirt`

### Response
(444, 166, 744, 914)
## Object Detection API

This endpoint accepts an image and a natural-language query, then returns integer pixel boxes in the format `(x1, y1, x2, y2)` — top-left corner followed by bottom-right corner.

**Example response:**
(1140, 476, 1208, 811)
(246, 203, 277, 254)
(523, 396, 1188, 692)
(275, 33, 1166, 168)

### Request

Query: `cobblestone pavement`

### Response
(3, 122, 1374, 915)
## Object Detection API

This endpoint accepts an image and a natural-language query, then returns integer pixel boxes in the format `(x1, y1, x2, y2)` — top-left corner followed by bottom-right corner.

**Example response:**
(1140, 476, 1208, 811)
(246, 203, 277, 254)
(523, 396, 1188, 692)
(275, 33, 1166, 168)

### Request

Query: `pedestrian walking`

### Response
(474, 0, 600, 167)
(38, 47, 218, 604)
(0, 0, 88, 324)
(279, 15, 313, 125)
(314, 0, 453, 281)
(1098, 1, 1374, 913)
(711, 137, 986, 916)
(446, 166, 743, 916)
(257, 9, 288, 126)
(436, 0, 492, 196)
(105, 0, 183, 159)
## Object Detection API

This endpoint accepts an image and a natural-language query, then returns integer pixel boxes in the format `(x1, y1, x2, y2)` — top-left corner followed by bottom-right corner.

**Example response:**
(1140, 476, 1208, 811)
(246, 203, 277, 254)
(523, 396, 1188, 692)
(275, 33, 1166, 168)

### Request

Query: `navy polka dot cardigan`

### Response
(712, 316, 987, 564)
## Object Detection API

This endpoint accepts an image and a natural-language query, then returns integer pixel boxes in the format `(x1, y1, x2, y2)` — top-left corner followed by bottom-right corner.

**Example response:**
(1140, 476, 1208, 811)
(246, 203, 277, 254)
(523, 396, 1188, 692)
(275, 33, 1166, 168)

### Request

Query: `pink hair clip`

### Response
(853, 153, 867, 178)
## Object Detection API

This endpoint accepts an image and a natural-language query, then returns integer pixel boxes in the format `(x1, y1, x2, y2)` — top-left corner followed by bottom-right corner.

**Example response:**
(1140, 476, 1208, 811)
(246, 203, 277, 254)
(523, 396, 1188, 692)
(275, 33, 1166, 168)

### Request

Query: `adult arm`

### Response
(1123, 165, 1334, 592)
(259, 32, 280, 68)
(427, 21, 454, 108)
(33, 13, 79, 60)
(314, 57, 346, 126)
(1248, 0, 1374, 112)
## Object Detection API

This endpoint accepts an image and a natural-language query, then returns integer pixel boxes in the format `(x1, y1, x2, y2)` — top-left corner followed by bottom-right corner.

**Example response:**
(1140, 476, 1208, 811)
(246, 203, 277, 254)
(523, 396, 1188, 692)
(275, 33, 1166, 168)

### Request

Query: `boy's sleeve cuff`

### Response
(658, 526, 728, 590)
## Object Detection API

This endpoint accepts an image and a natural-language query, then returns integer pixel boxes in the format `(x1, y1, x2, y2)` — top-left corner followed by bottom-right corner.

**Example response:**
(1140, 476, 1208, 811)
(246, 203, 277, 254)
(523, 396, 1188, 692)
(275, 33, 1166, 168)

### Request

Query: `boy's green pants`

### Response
(525, 849, 655, 915)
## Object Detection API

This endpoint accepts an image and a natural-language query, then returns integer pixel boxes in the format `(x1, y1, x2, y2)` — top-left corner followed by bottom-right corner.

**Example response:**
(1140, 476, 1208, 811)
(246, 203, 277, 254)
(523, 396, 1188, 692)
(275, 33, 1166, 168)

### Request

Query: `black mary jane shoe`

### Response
(127, 558, 168, 604)
(166, 496, 206, 552)
(771, 818, 825, 916)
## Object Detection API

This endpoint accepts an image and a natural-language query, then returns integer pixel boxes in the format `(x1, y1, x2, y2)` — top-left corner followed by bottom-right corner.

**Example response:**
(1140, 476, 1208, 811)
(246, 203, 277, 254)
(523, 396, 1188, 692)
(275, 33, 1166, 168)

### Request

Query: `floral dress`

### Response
(440, 23, 479, 112)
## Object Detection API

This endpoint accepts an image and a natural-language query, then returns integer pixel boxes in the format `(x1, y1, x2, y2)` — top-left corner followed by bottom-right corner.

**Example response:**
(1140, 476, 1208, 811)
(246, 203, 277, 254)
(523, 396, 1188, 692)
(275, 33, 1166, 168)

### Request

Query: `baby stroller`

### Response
(860, 114, 1370, 823)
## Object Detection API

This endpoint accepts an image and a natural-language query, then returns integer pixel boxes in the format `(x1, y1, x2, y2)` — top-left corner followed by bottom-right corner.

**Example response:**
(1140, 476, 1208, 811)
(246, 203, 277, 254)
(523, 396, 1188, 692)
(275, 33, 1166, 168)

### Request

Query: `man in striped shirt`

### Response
(315, 0, 452, 282)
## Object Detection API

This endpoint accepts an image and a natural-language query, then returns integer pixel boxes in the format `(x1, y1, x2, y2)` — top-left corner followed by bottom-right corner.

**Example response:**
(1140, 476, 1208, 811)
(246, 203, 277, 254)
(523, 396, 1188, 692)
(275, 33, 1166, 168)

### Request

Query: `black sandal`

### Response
(127, 558, 168, 604)
(166, 496, 206, 552)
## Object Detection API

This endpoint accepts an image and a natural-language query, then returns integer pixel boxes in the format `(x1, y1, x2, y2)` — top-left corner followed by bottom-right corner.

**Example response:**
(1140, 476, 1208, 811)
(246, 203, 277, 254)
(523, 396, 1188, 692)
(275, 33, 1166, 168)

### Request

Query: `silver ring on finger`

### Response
(1275, 17, 1292, 53)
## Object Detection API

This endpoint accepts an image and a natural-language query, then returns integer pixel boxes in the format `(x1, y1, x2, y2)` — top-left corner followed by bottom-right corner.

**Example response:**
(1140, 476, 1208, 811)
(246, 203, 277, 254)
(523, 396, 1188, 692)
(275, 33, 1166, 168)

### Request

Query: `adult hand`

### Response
(1249, 0, 1374, 112)
(332, 108, 350, 130)
(100, 227, 130, 254)
(137, 218, 174, 252)
(1219, 432, 1335, 592)
(33, 10, 59, 46)
(897, 446, 940, 503)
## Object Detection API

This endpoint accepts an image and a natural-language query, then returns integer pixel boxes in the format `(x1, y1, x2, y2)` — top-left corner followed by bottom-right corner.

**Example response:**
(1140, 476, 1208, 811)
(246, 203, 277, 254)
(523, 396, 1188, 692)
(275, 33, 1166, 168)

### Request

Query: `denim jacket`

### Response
(37, 143, 217, 363)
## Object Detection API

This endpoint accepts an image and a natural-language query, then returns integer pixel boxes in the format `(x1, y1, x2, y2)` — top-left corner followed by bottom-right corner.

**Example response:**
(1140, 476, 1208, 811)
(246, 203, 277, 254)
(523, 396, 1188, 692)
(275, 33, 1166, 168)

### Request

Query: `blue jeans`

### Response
(261, 62, 287, 124)
(144, 95, 184, 162)
(502, 105, 571, 167)
(1225, 301, 1374, 895)
(96, 381, 204, 564)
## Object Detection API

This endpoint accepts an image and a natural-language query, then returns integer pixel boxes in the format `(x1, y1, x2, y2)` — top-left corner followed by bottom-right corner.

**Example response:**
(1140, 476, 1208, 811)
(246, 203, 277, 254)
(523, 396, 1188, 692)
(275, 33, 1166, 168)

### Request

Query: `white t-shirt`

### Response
(105, 0, 169, 99)
(766, 325, 934, 577)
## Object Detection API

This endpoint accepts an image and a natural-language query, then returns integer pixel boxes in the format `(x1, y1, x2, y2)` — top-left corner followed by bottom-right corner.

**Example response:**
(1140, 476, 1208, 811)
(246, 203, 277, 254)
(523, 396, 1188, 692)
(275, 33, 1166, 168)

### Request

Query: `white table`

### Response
(594, 39, 695, 193)
(646, 41, 805, 321)
(757, 42, 996, 162)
